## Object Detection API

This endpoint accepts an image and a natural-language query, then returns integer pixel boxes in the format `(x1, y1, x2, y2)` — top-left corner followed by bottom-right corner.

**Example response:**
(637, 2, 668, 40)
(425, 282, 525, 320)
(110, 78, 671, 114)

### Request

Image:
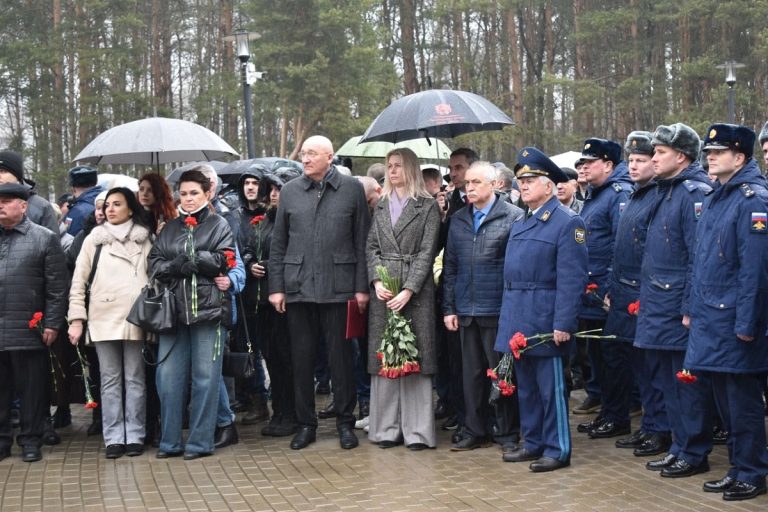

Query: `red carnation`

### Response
(376, 351, 384, 361)
(627, 300, 640, 316)
(585, 283, 598, 294)
(676, 369, 697, 384)
(28, 312, 44, 329)
(486, 368, 498, 381)
(184, 216, 198, 228)
(223, 249, 237, 269)
(250, 215, 266, 225)
(509, 332, 528, 352)
(85, 400, 99, 409)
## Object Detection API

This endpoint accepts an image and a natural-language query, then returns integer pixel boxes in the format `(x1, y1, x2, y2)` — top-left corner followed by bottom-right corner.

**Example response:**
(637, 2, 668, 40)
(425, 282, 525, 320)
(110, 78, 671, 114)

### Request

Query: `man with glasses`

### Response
(269, 135, 370, 451)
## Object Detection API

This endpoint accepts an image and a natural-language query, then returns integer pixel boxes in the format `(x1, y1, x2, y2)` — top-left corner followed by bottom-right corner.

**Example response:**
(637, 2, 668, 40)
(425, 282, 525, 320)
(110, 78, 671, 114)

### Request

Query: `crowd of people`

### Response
(1, 120, 768, 502)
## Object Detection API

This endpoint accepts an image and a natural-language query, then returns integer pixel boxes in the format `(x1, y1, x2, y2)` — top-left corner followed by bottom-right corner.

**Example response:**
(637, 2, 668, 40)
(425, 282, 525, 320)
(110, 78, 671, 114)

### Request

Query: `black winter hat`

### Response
(0, 150, 24, 183)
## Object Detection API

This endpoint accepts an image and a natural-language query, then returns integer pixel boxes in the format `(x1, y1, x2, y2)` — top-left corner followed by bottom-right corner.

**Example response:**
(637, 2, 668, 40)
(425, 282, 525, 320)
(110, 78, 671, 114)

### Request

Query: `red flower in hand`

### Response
(250, 215, 266, 225)
(676, 369, 697, 384)
(29, 312, 44, 329)
(486, 368, 498, 381)
(376, 351, 384, 361)
(498, 380, 516, 396)
(509, 332, 527, 350)
(223, 249, 237, 269)
(585, 283, 598, 294)
(184, 216, 198, 228)
(627, 300, 640, 316)
(85, 400, 99, 409)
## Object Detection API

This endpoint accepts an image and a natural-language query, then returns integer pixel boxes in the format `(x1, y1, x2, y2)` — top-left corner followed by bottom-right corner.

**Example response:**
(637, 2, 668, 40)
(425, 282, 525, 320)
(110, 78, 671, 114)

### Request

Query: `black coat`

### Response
(148, 207, 235, 326)
(0, 217, 68, 350)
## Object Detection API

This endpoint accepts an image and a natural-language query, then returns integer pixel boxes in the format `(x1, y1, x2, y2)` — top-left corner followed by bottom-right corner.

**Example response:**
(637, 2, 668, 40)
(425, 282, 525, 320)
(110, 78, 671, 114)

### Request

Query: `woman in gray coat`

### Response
(366, 147, 441, 450)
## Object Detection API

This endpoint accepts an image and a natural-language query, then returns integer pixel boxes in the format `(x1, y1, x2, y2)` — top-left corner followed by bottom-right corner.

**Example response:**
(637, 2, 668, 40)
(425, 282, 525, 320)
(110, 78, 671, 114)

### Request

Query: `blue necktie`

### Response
(473, 210, 485, 233)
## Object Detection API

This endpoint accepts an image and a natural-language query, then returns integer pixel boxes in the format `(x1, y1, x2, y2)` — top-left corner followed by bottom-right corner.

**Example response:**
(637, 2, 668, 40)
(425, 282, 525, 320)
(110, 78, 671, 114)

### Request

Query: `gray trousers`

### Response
(94, 340, 146, 446)
(368, 373, 435, 447)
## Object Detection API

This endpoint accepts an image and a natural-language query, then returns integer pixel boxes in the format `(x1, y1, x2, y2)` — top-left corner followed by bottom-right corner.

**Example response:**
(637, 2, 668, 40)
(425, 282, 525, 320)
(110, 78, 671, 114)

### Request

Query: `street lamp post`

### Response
(716, 60, 745, 124)
(225, 29, 260, 159)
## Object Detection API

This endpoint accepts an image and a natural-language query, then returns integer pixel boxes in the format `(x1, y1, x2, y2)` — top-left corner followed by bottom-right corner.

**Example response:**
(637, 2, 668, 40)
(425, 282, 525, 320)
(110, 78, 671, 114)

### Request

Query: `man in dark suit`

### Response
(446, 148, 478, 215)
(269, 135, 371, 451)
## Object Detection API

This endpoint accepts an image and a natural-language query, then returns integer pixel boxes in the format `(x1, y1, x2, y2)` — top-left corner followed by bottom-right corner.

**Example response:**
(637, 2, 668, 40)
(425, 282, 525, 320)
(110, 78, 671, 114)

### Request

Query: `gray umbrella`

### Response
(360, 89, 514, 143)
(73, 117, 239, 165)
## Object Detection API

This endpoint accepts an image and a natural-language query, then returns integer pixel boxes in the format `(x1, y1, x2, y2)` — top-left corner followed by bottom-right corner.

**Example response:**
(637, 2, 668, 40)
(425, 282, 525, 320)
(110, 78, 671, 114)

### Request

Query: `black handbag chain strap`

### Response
(237, 292, 253, 354)
(82, 244, 103, 343)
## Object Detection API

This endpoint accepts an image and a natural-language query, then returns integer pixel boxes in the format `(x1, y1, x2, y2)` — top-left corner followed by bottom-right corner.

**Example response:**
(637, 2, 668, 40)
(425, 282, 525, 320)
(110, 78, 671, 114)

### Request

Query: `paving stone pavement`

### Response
(1, 391, 767, 511)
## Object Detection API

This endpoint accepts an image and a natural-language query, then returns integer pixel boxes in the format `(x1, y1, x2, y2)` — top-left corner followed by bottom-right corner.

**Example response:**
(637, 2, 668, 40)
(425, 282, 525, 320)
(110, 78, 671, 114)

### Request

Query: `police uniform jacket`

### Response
(603, 181, 658, 341)
(494, 196, 588, 356)
(269, 166, 370, 303)
(634, 162, 712, 350)
(443, 192, 525, 317)
(579, 168, 632, 320)
(65, 185, 104, 236)
(684, 160, 768, 373)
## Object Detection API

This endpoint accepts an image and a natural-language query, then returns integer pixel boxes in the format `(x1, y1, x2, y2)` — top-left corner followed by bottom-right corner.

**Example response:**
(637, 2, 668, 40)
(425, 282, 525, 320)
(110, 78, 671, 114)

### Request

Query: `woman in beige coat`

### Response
(68, 188, 153, 459)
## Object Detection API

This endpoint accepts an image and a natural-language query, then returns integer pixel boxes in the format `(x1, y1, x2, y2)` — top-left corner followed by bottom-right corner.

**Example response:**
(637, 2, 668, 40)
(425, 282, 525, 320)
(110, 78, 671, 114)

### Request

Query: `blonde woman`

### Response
(366, 148, 441, 450)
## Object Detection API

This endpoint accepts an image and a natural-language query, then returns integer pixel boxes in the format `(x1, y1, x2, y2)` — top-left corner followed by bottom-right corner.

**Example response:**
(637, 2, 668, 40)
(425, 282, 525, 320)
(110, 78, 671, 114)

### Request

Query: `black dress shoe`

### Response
(723, 480, 767, 501)
(572, 396, 601, 414)
(358, 401, 370, 419)
(42, 417, 61, 446)
(703, 475, 736, 493)
(646, 453, 676, 471)
(660, 458, 709, 478)
(434, 403, 451, 420)
(21, 445, 42, 463)
(712, 426, 729, 445)
(183, 451, 212, 461)
(633, 432, 671, 457)
(450, 435, 491, 451)
(317, 401, 337, 419)
(290, 426, 317, 450)
(272, 417, 298, 437)
(53, 407, 72, 429)
(261, 416, 281, 436)
(502, 447, 542, 463)
(530, 456, 570, 472)
(214, 423, 239, 449)
(155, 450, 183, 459)
(105, 444, 125, 459)
(378, 439, 402, 449)
(576, 417, 605, 434)
(451, 426, 465, 444)
(589, 421, 631, 439)
(87, 419, 102, 437)
(338, 425, 358, 449)
(125, 444, 144, 457)
(441, 415, 459, 430)
(407, 443, 431, 451)
(615, 430, 647, 448)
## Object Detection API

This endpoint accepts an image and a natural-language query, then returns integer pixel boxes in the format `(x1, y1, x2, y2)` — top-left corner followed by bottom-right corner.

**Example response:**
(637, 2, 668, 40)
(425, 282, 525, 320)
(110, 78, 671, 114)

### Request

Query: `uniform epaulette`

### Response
(740, 183, 755, 197)
(683, 179, 713, 195)
(612, 183, 624, 193)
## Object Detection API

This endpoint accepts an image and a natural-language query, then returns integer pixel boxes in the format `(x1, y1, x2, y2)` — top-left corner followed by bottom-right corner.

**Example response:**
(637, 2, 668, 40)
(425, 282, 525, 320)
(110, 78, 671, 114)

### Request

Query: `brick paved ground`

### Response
(1, 391, 766, 511)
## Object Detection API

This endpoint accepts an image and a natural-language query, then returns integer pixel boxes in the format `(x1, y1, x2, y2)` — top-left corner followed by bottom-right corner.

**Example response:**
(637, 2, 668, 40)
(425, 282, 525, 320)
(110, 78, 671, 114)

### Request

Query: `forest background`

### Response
(2, 0, 767, 197)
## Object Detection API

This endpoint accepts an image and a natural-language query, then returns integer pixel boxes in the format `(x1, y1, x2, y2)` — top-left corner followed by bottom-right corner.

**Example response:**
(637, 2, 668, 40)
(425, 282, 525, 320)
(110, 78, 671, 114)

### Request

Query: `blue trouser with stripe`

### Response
(515, 355, 570, 462)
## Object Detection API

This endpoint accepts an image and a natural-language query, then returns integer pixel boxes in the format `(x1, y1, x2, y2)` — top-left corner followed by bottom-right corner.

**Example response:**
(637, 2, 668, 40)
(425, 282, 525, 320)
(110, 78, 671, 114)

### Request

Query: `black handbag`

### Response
(126, 271, 176, 334)
(222, 294, 256, 379)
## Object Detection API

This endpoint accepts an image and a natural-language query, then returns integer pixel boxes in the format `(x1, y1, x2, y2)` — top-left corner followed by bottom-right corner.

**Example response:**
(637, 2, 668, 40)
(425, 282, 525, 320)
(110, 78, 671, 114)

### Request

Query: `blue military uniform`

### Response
(65, 166, 103, 236)
(600, 132, 668, 445)
(577, 139, 633, 412)
(635, 153, 714, 470)
(496, 149, 588, 467)
(685, 124, 768, 496)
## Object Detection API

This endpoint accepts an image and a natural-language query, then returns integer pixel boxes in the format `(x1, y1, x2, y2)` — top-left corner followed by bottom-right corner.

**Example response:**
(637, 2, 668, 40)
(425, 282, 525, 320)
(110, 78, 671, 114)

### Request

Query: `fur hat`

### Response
(0, 150, 24, 183)
(651, 123, 700, 162)
(68, 165, 98, 188)
(758, 121, 768, 145)
(624, 131, 654, 156)
(702, 123, 756, 159)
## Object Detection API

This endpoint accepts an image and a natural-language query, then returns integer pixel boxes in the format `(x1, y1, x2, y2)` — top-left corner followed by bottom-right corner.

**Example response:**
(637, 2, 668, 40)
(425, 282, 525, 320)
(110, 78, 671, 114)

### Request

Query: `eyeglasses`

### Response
(298, 150, 327, 159)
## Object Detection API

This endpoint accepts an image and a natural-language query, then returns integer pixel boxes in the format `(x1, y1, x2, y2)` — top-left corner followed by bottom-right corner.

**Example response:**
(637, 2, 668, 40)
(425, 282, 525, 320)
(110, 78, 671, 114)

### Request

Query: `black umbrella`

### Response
(360, 89, 514, 144)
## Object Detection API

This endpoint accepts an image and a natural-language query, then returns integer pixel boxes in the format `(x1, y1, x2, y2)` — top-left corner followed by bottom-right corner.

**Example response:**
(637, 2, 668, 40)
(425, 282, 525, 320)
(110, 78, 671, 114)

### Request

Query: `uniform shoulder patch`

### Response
(694, 202, 703, 219)
(751, 212, 767, 233)
(575, 227, 585, 244)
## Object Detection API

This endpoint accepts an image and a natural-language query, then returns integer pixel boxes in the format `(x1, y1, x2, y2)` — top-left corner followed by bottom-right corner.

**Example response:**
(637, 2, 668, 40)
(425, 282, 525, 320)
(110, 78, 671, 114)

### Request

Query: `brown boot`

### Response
(241, 394, 270, 425)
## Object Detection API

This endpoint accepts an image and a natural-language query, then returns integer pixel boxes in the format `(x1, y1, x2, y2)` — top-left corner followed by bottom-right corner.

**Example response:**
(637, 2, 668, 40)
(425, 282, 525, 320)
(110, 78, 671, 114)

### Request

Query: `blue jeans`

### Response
(157, 321, 224, 455)
(217, 377, 235, 428)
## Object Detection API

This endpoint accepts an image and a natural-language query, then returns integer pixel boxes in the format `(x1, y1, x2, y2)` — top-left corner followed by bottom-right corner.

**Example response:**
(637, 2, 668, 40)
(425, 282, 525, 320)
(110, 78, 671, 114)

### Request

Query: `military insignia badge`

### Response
(522, 150, 529, 157)
(541, 210, 550, 221)
(584, 143, 591, 150)
(694, 202, 702, 219)
(709, 128, 717, 139)
(751, 212, 767, 233)
(619, 202, 626, 214)
(575, 227, 585, 244)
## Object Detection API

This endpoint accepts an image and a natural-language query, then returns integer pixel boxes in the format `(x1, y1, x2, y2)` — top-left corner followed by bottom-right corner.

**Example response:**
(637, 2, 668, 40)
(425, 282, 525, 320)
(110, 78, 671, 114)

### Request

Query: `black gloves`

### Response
(196, 250, 226, 278)
(167, 254, 189, 277)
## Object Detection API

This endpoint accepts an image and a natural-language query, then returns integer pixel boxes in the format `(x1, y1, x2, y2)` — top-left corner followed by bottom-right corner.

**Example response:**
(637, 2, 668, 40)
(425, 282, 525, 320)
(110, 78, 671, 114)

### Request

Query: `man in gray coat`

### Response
(269, 135, 371, 450)
(0, 183, 68, 463)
